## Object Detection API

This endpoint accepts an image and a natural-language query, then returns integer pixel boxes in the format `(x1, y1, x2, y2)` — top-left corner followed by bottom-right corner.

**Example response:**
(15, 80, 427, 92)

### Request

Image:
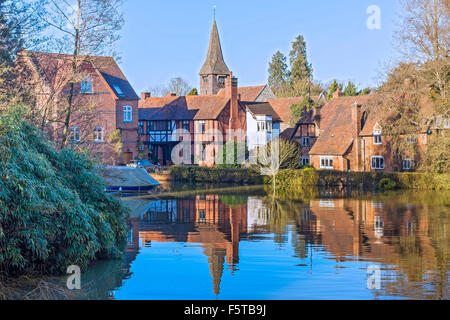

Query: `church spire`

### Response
(199, 20, 230, 76)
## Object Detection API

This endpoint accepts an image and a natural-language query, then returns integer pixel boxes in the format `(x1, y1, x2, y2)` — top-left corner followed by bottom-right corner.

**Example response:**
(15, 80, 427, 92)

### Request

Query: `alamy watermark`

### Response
(366, 265, 381, 290)
(66, 265, 81, 290)
(366, 5, 381, 30)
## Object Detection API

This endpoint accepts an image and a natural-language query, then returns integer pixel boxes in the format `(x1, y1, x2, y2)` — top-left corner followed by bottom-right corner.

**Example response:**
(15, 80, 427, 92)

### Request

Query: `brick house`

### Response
(23, 51, 139, 164)
(138, 78, 244, 166)
(291, 91, 446, 172)
(138, 20, 281, 166)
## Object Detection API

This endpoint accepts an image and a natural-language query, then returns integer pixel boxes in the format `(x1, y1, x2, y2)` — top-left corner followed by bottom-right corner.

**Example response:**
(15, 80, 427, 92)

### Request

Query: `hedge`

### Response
(169, 166, 263, 184)
(266, 168, 450, 191)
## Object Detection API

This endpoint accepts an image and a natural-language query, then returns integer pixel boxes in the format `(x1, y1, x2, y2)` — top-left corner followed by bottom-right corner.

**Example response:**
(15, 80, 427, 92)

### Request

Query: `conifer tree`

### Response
(268, 51, 289, 93)
(289, 35, 312, 82)
(344, 81, 358, 96)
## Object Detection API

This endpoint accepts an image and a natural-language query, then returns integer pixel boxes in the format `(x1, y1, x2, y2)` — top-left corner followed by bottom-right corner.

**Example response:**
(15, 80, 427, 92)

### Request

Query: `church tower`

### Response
(199, 20, 230, 95)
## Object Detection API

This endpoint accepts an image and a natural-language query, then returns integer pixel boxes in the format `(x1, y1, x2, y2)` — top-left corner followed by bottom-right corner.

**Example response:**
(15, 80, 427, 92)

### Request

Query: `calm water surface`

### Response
(82, 185, 449, 300)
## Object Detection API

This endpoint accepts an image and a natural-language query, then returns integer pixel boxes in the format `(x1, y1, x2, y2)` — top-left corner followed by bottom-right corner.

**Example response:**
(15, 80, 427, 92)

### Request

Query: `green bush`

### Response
(267, 168, 449, 191)
(0, 106, 128, 276)
(169, 165, 262, 184)
(378, 178, 397, 190)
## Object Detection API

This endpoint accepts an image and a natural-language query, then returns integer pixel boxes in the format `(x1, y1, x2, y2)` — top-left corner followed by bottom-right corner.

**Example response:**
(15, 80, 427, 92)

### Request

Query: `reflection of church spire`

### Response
(204, 247, 226, 296)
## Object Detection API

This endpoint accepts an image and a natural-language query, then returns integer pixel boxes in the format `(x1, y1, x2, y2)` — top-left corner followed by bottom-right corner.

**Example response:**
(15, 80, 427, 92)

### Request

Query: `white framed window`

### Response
(407, 135, 416, 144)
(373, 129, 382, 145)
(371, 156, 384, 170)
(93, 126, 103, 142)
(80, 78, 93, 94)
(301, 136, 310, 147)
(123, 106, 133, 122)
(320, 156, 334, 169)
(257, 121, 266, 132)
(301, 156, 310, 166)
(71, 126, 80, 143)
(198, 120, 206, 134)
(403, 159, 414, 170)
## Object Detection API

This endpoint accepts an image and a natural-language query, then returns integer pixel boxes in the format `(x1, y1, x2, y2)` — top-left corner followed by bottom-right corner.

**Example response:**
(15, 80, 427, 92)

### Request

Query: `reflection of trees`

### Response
(0, 253, 133, 300)
(261, 190, 449, 299)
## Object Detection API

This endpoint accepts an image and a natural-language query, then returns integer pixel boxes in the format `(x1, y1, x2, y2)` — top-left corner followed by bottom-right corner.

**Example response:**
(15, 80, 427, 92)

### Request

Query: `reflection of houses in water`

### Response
(126, 194, 247, 296)
(300, 198, 433, 266)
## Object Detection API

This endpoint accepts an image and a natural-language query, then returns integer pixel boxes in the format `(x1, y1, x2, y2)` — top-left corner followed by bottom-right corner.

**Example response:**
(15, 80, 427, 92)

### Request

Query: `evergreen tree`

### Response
(268, 51, 289, 93)
(326, 79, 343, 100)
(187, 88, 198, 96)
(289, 35, 312, 82)
(344, 81, 358, 96)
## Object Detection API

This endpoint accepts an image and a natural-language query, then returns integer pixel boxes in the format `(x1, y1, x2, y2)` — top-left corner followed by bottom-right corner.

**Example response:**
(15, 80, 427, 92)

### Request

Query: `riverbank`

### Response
(272, 169, 450, 190)
(163, 166, 449, 190)
(167, 165, 263, 184)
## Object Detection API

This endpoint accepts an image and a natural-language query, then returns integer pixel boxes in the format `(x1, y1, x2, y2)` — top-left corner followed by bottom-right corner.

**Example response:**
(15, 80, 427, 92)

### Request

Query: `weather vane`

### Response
(213, 5, 216, 20)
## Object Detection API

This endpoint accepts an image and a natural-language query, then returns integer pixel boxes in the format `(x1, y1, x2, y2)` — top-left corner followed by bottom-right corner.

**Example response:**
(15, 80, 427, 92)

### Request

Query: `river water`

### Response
(76, 185, 449, 300)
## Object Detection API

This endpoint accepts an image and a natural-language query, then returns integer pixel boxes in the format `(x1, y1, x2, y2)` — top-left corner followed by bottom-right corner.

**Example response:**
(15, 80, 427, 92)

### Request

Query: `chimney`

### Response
(141, 92, 151, 100)
(313, 105, 322, 129)
(333, 88, 343, 99)
(352, 102, 362, 171)
(168, 93, 177, 97)
(226, 71, 240, 130)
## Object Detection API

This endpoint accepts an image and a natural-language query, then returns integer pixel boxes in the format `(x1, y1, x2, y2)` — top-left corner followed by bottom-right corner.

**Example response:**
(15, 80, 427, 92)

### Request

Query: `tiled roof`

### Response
(218, 85, 267, 102)
(309, 96, 373, 155)
(279, 128, 295, 140)
(26, 51, 138, 100)
(243, 102, 281, 121)
(267, 97, 304, 123)
(138, 95, 230, 120)
(199, 21, 230, 75)
(358, 94, 435, 136)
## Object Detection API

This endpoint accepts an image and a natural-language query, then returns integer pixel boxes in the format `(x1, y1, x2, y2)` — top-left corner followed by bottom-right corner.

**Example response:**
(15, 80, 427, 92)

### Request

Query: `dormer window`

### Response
(373, 129, 382, 145)
(301, 136, 310, 147)
(81, 77, 93, 94)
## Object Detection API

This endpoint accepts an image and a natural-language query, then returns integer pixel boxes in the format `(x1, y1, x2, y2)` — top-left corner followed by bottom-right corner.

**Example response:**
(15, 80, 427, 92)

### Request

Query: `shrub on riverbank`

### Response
(169, 165, 263, 184)
(269, 168, 450, 190)
(0, 107, 128, 276)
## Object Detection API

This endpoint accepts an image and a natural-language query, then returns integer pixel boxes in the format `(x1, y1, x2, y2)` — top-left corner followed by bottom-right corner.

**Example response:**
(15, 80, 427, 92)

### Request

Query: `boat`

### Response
(102, 166, 161, 193)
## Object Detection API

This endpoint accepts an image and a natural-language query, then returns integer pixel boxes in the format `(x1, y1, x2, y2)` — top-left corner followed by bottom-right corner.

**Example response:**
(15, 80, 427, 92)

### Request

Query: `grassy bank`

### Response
(269, 168, 450, 191)
(168, 165, 263, 184)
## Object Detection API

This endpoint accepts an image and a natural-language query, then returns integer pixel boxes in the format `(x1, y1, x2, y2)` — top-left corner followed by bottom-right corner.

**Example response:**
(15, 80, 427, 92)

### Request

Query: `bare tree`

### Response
(397, 0, 449, 62)
(252, 138, 301, 193)
(147, 77, 192, 97)
(32, 0, 125, 148)
(167, 77, 192, 96)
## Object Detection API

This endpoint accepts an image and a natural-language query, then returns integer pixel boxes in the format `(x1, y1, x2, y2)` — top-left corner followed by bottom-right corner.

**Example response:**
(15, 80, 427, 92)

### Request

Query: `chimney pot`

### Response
(141, 92, 151, 100)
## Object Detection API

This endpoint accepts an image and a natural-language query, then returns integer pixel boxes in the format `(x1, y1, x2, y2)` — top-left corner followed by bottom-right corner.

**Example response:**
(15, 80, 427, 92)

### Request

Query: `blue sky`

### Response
(116, 0, 400, 94)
